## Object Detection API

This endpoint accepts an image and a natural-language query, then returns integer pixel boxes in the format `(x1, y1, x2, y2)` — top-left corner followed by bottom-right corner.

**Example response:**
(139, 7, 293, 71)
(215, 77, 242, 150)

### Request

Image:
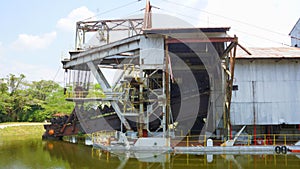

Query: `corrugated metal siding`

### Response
(231, 59, 300, 125)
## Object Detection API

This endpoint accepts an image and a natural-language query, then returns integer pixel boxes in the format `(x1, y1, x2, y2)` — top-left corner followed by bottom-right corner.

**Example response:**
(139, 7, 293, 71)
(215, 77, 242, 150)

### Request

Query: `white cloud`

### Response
(11, 31, 57, 51)
(157, 0, 206, 25)
(0, 60, 60, 82)
(200, 0, 299, 47)
(56, 6, 95, 32)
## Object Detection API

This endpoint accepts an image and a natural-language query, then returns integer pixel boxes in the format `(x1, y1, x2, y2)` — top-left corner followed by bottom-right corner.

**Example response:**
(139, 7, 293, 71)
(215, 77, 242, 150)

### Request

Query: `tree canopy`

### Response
(0, 74, 74, 122)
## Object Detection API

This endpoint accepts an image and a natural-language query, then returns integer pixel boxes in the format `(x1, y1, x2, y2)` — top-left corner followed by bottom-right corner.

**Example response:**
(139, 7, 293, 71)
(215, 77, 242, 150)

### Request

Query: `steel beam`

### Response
(64, 35, 141, 69)
(87, 61, 132, 130)
(87, 61, 111, 91)
(111, 102, 132, 130)
(75, 18, 143, 48)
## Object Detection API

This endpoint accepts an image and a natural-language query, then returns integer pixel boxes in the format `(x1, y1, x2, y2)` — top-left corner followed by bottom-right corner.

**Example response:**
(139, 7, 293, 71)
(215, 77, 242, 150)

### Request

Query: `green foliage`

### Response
(0, 74, 74, 122)
(86, 83, 105, 98)
(42, 87, 74, 117)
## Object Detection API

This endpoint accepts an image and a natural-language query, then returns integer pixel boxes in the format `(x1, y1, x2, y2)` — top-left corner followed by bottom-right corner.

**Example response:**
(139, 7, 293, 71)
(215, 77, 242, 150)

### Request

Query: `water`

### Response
(0, 136, 300, 169)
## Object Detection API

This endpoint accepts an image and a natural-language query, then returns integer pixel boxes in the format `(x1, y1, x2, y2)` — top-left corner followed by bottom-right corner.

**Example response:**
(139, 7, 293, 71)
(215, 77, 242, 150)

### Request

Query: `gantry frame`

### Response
(75, 19, 144, 49)
(63, 18, 246, 139)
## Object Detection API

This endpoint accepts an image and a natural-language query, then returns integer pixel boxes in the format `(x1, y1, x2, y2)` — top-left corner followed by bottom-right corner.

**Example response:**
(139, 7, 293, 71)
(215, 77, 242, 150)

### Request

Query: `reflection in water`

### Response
(1, 137, 300, 169)
(0, 136, 70, 169)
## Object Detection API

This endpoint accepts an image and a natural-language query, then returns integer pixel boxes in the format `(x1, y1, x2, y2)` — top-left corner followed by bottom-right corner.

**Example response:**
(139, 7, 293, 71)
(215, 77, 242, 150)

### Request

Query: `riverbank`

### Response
(0, 122, 47, 137)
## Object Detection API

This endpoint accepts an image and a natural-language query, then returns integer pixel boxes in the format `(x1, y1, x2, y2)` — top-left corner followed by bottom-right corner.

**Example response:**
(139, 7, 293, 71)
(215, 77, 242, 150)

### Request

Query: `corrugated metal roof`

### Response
(236, 47, 300, 59)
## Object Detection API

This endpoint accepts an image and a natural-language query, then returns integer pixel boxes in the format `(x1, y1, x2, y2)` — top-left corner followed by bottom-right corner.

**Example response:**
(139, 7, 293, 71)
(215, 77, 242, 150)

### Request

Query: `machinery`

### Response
(43, 2, 242, 141)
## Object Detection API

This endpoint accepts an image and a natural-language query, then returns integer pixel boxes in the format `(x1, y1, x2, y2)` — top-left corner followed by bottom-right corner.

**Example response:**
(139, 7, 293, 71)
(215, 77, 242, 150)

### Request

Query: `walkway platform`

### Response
(93, 143, 300, 155)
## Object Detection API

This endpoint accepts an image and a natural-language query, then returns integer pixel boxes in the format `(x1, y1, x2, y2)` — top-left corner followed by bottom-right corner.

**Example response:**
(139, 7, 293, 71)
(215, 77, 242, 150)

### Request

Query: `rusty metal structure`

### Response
(43, 1, 244, 142)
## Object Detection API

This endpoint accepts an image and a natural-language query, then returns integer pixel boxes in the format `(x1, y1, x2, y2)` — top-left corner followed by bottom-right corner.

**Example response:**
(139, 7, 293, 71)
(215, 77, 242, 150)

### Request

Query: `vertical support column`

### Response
(223, 36, 238, 140)
(138, 69, 145, 137)
(162, 68, 166, 138)
(75, 22, 81, 49)
(165, 37, 170, 138)
(227, 37, 237, 140)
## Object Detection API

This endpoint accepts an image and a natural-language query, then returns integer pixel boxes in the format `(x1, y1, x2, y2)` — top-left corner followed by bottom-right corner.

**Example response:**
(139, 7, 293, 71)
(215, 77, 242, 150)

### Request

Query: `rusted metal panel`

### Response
(231, 59, 300, 125)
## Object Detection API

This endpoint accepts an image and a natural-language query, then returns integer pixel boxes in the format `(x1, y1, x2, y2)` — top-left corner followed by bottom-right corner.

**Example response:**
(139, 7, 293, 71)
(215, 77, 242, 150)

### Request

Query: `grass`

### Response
(0, 122, 45, 137)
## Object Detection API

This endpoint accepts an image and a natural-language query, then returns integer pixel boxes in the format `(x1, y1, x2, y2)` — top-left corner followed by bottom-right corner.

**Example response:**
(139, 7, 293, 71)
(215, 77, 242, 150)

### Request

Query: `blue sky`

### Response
(0, 0, 299, 82)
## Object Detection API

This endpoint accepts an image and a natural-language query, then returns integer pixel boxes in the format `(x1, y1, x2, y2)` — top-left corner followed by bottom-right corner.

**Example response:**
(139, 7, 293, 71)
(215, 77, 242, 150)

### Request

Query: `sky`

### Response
(0, 0, 299, 83)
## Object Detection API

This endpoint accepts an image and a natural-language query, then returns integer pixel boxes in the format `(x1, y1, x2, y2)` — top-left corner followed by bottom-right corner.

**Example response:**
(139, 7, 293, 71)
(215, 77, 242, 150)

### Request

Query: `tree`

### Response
(0, 74, 74, 122)
(27, 80, 60, 101)
(25, 80, 73, 122)
(8, 74, 25, 96)
(0, 74, 27, 121)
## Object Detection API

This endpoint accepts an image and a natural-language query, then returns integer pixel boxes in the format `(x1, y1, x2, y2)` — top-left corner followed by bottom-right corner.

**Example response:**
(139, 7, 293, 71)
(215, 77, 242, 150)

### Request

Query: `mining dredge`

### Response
(43, 2, 241, 144)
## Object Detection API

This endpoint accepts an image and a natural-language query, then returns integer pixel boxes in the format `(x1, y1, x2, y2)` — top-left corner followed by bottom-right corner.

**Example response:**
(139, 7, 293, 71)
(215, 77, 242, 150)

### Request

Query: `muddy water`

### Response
(0, 136, 299, 169)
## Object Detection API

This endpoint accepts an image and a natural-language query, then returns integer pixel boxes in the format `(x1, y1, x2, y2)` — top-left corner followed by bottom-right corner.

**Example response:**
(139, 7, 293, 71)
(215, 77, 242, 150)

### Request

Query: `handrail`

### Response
(91, 130, 300, 147)
(172, 133, 300, 147)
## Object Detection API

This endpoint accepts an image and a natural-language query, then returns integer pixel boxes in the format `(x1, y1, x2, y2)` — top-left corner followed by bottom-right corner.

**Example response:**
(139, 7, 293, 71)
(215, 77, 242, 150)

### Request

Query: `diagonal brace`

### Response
(87, 61, 132, 130)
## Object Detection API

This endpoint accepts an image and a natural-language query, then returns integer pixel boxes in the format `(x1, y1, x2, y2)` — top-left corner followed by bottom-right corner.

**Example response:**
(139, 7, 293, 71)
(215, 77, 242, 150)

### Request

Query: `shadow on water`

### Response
(1, 136, 300, 169)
